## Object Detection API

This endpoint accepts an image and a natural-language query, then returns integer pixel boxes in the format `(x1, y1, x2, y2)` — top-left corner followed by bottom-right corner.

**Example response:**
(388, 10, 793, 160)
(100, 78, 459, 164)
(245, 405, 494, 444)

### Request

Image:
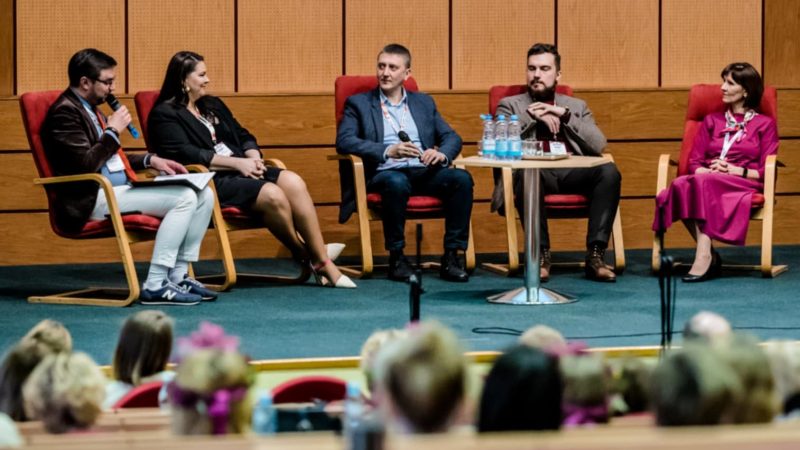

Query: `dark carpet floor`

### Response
(1, 246, 797, 365)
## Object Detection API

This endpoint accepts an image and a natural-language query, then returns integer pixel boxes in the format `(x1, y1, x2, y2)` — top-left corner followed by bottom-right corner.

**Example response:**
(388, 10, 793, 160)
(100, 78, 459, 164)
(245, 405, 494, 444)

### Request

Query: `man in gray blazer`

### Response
(336, 44, 474, 282)
(492, 43, 621, 282)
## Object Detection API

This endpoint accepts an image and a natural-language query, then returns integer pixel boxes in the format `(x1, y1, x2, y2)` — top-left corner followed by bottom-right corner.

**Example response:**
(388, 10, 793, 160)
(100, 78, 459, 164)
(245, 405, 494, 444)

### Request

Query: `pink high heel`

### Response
(312, 259, 357, 289)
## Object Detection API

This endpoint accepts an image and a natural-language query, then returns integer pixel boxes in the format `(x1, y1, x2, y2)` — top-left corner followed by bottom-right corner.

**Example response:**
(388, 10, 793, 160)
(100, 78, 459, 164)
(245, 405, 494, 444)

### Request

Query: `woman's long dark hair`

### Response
(154, 51, 205, 108)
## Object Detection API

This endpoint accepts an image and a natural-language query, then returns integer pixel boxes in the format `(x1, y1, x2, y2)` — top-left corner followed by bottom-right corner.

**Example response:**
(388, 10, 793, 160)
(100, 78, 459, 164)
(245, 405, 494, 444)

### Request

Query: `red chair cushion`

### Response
(112, 381, 163, 409)
(271, 376, 346, 404)
(220, 206, 252, 220)
(20, 91, 63, 179)
(544, 194, 589, 210)
(134, 90, 160, 146)
(488, 85, 574, 116)
(366, 193, 444, 213)
(335, 76, 419, 126)
(73, 214, 162, 239)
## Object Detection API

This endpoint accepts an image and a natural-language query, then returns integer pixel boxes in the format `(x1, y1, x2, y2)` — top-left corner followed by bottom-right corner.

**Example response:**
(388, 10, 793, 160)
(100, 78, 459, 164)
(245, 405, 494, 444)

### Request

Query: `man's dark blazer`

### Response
(147, 96, 261, 167)
(41, 88, 145, 234)
(334, 88, 463, 223)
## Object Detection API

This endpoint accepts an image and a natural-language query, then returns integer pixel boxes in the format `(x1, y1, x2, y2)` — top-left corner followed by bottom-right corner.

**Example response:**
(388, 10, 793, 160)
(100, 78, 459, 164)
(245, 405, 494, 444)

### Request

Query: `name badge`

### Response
(550, 141, 568, 155)
(106, 153, 125, 172)
(214, 142, 234, 157)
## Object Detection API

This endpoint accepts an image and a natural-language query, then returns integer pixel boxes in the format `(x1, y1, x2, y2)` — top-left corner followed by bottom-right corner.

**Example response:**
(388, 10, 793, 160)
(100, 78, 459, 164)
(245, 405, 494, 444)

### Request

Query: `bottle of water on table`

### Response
(508, 114, 522, 160)
(494, 114, 508, 160)
(480, 114, 496, 160)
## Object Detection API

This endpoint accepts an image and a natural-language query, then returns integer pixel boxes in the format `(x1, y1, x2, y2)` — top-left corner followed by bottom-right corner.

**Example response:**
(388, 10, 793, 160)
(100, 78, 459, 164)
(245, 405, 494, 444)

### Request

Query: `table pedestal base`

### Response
(487, 287, 577, 305)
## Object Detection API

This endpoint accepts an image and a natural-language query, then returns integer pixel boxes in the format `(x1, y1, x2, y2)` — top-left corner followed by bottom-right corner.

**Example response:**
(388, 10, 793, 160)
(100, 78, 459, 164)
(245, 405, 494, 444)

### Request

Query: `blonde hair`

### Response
(519, 325, 567, 352)
(22, 352, 106, 434)
(22, 319, 73, 356)
(375, 321, 467, 433)
(359, 329, 408, 391)
(170, 349, 252, 435)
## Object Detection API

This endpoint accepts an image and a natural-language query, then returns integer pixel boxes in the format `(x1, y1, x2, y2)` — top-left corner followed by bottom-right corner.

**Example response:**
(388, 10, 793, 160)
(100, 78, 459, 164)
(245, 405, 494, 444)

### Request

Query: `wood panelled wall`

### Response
(0, 0, 799, 265)
(4, 0, 799, 95)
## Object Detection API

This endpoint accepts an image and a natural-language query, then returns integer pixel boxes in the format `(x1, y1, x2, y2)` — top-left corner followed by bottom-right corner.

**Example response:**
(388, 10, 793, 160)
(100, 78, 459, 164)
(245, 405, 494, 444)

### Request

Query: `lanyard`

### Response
(380, 102, 409, 136)
(195, 114, 217, 144)
(720, 109, 756, 160)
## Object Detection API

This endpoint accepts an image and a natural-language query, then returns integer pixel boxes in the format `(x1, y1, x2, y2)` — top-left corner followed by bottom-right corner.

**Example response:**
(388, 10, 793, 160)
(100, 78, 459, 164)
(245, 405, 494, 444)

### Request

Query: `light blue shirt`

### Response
(73, 89, 127, 187)
(377, 88, 426, 171)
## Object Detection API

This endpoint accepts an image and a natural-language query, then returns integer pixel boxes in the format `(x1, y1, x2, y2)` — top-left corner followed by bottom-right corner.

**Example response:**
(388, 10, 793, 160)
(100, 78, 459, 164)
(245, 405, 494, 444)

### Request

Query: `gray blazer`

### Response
(491, 91, 608, 212)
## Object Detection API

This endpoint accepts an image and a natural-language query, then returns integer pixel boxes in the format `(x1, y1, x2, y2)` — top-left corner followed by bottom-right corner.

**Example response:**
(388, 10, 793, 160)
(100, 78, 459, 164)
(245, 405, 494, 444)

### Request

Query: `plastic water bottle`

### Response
(495, 114, 508, 160)
(252, 391, 277, 435)
(480, 114, 496, 160)
(508, 115, 523, 160)
(343, 381, 364, 442)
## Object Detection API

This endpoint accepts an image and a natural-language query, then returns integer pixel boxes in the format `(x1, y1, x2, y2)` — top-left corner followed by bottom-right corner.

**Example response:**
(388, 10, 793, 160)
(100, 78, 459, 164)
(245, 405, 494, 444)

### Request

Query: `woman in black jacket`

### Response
(148, 51, 354, 288)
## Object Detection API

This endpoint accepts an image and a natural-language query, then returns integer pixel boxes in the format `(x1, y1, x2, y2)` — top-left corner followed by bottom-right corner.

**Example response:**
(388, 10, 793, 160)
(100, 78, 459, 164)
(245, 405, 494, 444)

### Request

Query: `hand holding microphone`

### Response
(106, 94, 140, 139)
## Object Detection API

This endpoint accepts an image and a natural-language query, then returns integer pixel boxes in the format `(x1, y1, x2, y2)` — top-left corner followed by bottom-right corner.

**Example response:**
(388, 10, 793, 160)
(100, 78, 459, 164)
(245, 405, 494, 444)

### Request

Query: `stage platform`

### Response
(0, 247, 797, 366)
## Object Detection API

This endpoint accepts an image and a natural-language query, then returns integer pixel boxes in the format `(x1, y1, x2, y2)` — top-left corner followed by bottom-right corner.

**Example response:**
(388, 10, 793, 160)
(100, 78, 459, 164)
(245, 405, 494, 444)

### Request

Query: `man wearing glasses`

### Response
(41, 48, 217, 305)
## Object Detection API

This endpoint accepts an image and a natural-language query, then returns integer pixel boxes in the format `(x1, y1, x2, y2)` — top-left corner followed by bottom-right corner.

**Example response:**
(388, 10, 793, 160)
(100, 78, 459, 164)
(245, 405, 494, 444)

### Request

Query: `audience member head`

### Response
(519, 324, 567, 353)
(0, 320, 72, 421)
(22, 352, 106, 434)
(765, 340, 800, 417)
(650, 344, 742, 426)
(721, 62, 764, 110)
(609, 357, 652, 415)
(112, 310, 174, 385)
(375, 320, 467, 433)
(169, 348, 252, 435)
(561, 353, 610, 426)
(478, 345, 562, 432)
(683, 311, 732, 345)
(359, 328, 408, 393)
(717, 334, 778, 423)
(155, 50, 206, 107)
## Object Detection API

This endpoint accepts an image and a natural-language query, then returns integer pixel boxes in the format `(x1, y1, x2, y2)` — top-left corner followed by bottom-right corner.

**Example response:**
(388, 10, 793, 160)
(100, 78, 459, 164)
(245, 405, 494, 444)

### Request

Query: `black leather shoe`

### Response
(440, 250, 469, 282)
(540, 248, 551, 282)
(585, 245, 616, 282)
(388, 251, 414, 282)
(682, 250, 722, 282)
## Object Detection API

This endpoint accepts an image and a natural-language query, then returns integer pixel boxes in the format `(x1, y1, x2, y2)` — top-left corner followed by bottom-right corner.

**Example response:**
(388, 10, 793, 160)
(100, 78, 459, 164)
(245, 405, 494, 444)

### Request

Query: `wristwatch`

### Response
(560, 106, 571, 123)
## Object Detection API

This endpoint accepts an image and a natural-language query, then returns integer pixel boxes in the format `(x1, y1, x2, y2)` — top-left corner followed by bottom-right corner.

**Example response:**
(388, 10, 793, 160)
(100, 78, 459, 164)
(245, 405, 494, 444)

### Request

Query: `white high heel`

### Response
(326, 243, 345, 262)
(313, 259, 357, 289)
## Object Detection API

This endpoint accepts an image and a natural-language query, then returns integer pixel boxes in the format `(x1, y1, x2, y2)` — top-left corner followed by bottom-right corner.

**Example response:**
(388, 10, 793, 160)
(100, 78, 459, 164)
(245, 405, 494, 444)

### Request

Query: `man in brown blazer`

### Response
(492, 43, 621, 282)
(41, 48, 217, 305)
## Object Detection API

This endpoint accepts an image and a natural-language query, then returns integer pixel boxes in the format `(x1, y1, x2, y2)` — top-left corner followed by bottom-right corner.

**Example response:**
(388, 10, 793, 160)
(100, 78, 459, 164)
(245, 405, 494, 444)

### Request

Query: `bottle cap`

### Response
(510, 114, 518, 120)
(497, 114, 506, 120)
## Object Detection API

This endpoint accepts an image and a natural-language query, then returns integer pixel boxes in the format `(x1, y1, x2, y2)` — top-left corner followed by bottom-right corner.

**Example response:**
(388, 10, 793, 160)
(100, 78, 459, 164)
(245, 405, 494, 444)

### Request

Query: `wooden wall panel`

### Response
(15, 0, 125, 94)
(127, 0, 234, 93)
(765, 0, 800, 87)
(557, 0, 659, 88)
(237, 0, 342, 93)
(0, 0, 13, 95)
(0, 153, 46, 210)
(344, 0, 449, 90)
(662, 0, 762, 88)
(451, 0, 555, 90)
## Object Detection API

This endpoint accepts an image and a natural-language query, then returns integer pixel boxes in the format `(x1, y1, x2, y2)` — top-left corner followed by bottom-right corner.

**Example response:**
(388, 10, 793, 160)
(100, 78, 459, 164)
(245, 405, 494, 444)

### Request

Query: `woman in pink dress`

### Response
(654, 63, 779, 282)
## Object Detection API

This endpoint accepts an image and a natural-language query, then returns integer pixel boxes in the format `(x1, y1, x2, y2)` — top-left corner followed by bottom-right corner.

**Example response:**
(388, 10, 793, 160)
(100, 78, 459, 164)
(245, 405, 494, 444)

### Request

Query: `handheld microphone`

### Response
(105, 94, 140, 139)
(398, 130, 411, 142)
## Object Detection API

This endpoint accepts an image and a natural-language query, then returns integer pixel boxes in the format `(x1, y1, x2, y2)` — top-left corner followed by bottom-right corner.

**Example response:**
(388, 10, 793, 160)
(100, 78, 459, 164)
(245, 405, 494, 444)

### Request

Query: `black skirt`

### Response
(213, 167, 283, 209)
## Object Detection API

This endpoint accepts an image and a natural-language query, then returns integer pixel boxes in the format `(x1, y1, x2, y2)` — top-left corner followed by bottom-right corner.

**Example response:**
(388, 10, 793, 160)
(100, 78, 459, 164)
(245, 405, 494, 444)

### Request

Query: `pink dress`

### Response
(653, 112, 779, 245)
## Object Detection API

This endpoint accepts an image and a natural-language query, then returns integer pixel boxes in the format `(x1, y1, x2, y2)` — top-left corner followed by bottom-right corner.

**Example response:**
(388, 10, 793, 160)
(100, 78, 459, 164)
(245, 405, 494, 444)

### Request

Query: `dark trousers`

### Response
(368, 165, 474, 252)
(513, 163, 621, 249)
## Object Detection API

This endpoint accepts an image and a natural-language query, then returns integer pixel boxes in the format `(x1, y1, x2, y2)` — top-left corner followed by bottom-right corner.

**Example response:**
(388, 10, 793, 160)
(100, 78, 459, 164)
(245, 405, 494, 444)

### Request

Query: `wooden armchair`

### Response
(652, 84, 786, 277)
(134, 90, 310, 290)
(329, 75, 475, 278)
(484, 84, 625, 276)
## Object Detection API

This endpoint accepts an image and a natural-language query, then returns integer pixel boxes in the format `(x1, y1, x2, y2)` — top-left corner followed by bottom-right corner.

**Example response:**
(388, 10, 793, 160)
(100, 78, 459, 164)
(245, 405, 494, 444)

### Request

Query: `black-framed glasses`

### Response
(93, 77, 116, 87)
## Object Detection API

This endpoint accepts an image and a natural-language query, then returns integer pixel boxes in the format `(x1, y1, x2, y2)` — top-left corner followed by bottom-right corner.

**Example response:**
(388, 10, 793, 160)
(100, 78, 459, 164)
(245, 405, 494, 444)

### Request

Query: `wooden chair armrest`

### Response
(655, 154, 675, 196)
(763, 154, 778, 200)
(35, 173, 129, 228)
(264, 158, 286, 169)
(185, 164, 210, 173)
(601, 152, 616, 163)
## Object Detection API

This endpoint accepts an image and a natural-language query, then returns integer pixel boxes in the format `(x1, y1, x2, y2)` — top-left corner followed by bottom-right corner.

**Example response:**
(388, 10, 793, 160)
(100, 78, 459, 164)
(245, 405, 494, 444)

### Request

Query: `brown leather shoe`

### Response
(540, 248, 551, 282)
(585, 245, 616, 282)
